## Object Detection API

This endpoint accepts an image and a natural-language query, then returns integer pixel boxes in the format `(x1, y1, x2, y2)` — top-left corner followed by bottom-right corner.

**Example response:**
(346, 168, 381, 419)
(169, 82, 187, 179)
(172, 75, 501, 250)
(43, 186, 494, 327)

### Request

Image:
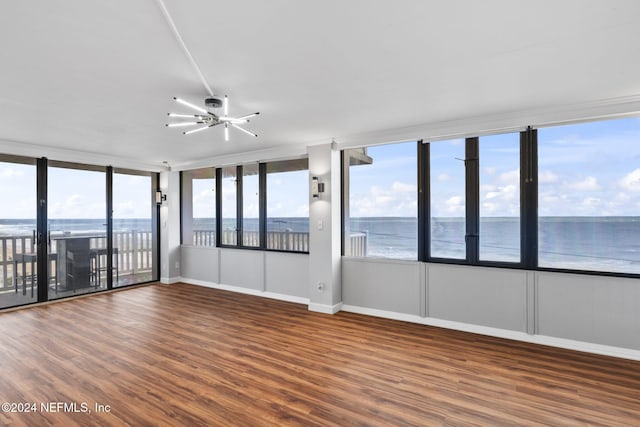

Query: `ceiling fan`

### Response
(166, 95, 260, 140)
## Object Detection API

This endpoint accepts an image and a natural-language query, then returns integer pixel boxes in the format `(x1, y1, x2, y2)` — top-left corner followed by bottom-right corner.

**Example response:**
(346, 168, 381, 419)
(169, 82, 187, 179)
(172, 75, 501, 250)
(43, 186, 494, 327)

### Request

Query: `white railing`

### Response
(1, 229, 368, 289)
(0, 231, 154, 289)
(349, 232, 368, 256)
(193, 230, 368, 256)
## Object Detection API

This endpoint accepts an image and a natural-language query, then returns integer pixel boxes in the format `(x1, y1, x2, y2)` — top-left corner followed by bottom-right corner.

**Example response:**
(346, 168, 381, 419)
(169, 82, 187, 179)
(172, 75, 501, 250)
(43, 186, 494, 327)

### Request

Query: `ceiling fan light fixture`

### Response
(167, 95, 260, 140)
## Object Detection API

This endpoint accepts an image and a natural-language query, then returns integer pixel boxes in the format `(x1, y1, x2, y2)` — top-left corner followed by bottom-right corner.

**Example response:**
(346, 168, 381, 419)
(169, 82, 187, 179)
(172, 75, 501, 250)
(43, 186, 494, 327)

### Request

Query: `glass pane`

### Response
(430, 139, 466, 259)
(538, 116, 640, 273)
(479, 133, 521, 262)
(184, 168, 216, 246)
(0, 159, 38, 308)
(48, 165, 106, 299)
(221, 166, 237, 245)
(346, 142, 417, 259)
(113, 173, 154, 287)
(242, 163, 260, 247)
(266, 159, 309, 252)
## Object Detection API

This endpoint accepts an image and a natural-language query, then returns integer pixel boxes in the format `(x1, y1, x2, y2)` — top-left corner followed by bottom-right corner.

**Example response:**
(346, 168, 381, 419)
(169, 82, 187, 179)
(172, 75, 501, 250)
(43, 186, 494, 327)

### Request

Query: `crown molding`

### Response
(170, 144, 308, 171)
(0, 137, 164, 172)
(331, 93, 640, 150)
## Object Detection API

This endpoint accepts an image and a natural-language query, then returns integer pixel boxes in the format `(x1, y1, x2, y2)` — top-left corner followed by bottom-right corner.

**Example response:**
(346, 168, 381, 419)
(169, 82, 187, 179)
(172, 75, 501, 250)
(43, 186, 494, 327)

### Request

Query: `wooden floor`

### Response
(1, 283, 639, 426)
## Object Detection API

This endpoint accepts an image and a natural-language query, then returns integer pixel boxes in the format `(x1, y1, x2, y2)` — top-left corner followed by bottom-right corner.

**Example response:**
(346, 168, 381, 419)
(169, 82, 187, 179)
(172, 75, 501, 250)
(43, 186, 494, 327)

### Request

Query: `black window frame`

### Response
(0, 155, 159, 311)
(419, 133, 528, 268)
(343, 119, 640, 279)
(209, 159, 309, 254)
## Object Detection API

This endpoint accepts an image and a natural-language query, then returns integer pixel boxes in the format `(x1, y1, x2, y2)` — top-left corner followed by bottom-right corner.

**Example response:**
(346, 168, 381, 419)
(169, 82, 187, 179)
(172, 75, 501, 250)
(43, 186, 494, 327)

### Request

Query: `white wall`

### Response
(307, 143, 342, 312)
(159, 171, 181, 283)
(341, 257, 640, 359)
(427, 264, 528, 332)
(536, 272, 640, 349)
(180, 246, 309, 302)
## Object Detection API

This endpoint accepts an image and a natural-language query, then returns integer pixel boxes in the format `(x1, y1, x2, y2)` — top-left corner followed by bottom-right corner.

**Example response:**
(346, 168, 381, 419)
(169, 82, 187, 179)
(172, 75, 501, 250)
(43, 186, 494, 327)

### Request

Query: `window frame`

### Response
(420, 134, 526, 268)
(211, 159, 310, 254)
(342, 116, 640, 278)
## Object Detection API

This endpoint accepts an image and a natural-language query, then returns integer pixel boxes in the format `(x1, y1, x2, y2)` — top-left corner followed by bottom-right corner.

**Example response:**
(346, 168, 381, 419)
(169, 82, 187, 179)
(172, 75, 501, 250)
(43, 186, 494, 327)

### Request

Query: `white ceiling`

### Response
(0, 0, 639, 171)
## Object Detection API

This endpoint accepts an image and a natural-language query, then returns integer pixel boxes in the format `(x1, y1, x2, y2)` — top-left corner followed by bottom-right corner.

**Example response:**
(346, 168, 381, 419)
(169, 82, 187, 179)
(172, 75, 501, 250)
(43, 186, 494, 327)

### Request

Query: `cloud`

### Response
(0, 167, 25, 179)
(619, 168, 640, 191)
(581, 197, 601, 207)
(566, 176, 600, 191)
(444, 196, 465, 215)
(499, 169, 519, 185)
(539, 170, 559, 183)
(480, 184, 519, 215)
(484, 167, 497, 175)
(391, 181, 416, 193)
(350, 181, 417, 217)
(437, 173, 451, 182)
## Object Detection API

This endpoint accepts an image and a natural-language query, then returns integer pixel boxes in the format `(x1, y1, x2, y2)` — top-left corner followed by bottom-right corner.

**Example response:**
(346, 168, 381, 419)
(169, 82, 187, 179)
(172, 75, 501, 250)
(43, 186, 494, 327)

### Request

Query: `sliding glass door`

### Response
(0, 156, 38, 308)
(47, 162, 107, 300)
(112, 170, 157, 287)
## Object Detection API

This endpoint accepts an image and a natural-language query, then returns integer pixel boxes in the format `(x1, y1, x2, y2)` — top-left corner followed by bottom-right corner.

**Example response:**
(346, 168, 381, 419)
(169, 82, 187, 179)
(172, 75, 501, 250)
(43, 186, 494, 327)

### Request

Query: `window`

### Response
(220, 166, 237, 246)
(344, 142, 418, 259)
(266, 159, 309, 252)
(181, 168, 216, 246)
(479, 133, 521, 262)
(242, 163, 260, 247)
(538, 117, 640, 274)
(0, 156, 37, 309)
(430, 139, 466, 259)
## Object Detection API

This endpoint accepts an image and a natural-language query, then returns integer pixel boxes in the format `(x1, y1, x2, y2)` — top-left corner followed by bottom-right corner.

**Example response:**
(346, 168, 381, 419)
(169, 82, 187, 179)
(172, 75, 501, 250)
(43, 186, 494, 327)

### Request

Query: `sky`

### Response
(349, 116, 640, 218)
(1, 116, 639, 221)
(192, 168, 309, 219)
(0, 165, 151, 219)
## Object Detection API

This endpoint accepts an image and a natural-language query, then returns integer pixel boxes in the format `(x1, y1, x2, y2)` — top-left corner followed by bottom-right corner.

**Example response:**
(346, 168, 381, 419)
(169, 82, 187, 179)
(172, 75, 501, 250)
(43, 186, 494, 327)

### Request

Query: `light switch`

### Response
(317, 220, 324, 230)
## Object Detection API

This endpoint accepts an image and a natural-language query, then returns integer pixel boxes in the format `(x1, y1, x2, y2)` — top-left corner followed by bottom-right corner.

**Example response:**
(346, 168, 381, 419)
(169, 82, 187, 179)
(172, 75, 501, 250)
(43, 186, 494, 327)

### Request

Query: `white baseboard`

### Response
(341, 304, 640, 361)
(160, 276, 181, 284)
(308, 302, 343, 314)
(180, 278, 310, 305)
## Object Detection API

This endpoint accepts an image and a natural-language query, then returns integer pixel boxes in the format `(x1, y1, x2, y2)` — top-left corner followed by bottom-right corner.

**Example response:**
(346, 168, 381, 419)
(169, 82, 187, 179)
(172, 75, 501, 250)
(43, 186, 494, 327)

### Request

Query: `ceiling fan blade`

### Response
(174, 97, 208, 114)
(218, 117, 248, 124)
(224, 95, 229, 117)
(168, 113, 207, 119)
(235, 112, 260, 121)
(166, 122, 203, 127)
(183, 124, 212, 135)
(224, 123, 229, 141)
(231, 123, 258, 137)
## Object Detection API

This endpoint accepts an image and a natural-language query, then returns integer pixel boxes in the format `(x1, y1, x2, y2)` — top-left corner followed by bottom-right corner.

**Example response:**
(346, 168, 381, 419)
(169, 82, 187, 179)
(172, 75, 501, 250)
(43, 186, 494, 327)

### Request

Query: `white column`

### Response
(160, 170, 181, 283)
(308, 143, 343, 313)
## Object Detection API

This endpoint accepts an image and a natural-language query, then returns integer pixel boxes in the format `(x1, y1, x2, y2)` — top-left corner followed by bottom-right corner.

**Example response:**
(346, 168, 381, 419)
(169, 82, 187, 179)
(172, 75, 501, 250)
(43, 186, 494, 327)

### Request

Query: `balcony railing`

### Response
(193, 229, 368, 256)
(1, 229, 369, 290)
(0, 231, 154, 290)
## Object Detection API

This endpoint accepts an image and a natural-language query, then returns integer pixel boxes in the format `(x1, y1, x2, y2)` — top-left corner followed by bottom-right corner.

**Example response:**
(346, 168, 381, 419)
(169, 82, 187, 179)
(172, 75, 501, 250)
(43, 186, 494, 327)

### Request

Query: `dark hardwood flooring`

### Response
(1, 282, 639, 426)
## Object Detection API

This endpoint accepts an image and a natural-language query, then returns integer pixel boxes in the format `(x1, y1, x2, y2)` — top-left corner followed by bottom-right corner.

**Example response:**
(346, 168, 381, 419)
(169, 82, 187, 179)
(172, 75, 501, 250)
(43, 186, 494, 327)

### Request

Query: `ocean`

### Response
(2, 217, 639, 274)
(0, 219, 153, 236)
